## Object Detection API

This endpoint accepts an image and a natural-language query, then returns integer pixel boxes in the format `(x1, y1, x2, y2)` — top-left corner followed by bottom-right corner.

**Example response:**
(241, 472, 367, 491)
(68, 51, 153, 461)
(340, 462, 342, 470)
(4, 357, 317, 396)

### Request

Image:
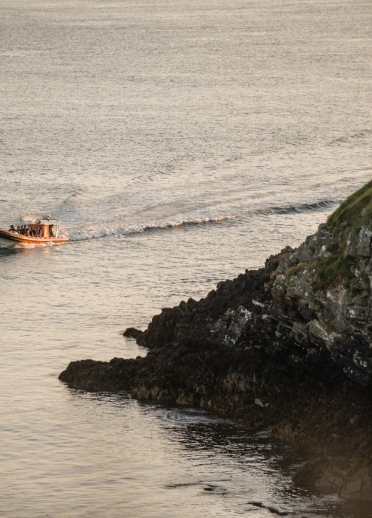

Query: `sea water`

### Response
(1, 1, 372, 516)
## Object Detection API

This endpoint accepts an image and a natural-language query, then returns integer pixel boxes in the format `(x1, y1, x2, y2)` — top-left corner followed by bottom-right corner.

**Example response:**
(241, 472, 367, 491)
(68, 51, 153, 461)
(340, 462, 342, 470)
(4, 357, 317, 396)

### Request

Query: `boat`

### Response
(0, 217, 69, 248)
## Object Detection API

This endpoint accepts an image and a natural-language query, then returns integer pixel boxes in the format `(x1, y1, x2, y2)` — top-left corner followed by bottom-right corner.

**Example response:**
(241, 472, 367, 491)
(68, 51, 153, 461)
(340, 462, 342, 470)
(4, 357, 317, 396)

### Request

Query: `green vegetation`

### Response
(284, 180, 372, 291)
(316, 255, 354, 289)
(327, 180, 372, 229)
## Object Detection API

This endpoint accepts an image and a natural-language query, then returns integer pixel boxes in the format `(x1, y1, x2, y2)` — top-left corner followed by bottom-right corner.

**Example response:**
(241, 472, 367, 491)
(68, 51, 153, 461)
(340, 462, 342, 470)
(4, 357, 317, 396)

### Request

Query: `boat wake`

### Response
(66, 214, 236, 241)
(65, 199, 338, 242)
(256, 199, 338, 216)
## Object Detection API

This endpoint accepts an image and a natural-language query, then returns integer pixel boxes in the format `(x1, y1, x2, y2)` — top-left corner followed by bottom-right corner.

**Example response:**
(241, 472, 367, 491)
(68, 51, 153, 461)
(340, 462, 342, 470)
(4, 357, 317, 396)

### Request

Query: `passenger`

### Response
(8, 225, 16, 232)
(50, 225, 54, 237)
(16, 226, 21, 234)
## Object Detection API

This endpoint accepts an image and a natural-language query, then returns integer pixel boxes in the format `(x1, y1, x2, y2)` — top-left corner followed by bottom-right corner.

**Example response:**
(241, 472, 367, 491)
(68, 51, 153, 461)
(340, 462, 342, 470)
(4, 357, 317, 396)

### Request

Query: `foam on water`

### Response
(65, 199, 338, 242)
(67, 215, 236, 241)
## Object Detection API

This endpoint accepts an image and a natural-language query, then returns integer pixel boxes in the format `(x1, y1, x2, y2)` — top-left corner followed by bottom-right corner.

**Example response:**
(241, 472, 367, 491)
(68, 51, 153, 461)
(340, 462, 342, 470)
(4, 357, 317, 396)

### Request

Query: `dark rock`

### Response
(58, 357, 140, 392)
(123, 327, 143, 339)
(59, 181, 372, 500)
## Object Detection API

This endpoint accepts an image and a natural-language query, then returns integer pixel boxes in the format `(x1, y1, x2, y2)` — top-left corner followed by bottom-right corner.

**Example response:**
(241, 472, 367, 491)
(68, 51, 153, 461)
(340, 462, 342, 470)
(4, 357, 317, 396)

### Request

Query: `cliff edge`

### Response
(60, 180, 372, 499)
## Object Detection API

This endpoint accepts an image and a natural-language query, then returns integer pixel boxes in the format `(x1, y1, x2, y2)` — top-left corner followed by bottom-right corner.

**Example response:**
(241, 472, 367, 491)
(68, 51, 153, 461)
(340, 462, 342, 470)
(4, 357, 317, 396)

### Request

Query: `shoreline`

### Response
(60, 182, 372, 500)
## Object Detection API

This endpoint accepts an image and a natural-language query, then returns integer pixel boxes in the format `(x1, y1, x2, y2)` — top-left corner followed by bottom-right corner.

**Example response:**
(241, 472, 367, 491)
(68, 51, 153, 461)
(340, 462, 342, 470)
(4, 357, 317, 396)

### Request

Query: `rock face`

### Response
(59, 180, 372, 499)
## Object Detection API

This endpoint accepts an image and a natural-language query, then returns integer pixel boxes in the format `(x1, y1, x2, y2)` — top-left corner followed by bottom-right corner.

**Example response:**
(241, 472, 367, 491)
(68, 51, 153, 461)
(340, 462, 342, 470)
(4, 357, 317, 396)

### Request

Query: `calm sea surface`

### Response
(1, 1, 372, 516)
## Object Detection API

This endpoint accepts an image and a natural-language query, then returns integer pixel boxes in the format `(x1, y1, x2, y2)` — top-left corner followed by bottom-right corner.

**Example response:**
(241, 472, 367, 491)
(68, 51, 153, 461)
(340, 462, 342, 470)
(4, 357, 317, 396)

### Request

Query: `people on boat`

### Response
(14, 225, 29, 235)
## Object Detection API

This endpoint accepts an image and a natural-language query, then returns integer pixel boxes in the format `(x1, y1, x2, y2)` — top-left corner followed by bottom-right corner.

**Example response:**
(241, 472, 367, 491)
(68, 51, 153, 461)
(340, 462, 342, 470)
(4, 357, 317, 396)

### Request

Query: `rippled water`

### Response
(1, 0, 372, 516)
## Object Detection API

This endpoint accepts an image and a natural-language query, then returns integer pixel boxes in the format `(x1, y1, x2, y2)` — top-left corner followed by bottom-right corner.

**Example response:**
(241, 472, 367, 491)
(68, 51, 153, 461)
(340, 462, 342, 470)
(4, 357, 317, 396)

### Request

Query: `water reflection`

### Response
(0, 245, 52, 259)
(0, 248, 18, 260)
(69, 391, 371, 518)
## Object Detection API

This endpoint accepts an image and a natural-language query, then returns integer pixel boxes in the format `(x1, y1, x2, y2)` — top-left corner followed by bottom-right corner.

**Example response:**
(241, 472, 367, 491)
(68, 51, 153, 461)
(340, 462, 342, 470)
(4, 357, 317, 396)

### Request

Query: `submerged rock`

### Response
(60, 180, 372, 500)
(293, 457, 372, 500)
(123, 327, 143, 340)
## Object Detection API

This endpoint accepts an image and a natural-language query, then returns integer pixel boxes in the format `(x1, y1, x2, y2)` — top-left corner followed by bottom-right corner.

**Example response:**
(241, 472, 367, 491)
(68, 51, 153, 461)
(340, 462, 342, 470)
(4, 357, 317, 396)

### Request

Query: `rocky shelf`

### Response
(60, 180, 372, 500)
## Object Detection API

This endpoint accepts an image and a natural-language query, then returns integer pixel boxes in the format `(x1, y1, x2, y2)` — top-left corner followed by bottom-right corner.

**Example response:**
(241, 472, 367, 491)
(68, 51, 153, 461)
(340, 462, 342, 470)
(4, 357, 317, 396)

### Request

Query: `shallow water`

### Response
(1, 0, 372, 516)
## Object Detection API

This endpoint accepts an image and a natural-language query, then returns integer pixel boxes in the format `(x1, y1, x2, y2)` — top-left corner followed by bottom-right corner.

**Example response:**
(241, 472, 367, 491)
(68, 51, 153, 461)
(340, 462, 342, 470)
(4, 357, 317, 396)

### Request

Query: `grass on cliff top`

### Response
(327, 180, 372, 229)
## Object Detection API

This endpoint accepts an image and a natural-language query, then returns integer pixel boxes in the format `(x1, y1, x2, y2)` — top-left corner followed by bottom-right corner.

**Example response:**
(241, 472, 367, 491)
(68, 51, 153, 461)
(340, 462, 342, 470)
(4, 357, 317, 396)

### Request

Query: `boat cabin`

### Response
(28, 218, 61, 238)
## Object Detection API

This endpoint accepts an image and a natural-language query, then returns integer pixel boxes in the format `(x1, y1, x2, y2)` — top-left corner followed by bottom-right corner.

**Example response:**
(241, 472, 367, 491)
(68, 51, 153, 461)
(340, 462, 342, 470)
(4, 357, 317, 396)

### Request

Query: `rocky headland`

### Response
(60, 181, 372, 500)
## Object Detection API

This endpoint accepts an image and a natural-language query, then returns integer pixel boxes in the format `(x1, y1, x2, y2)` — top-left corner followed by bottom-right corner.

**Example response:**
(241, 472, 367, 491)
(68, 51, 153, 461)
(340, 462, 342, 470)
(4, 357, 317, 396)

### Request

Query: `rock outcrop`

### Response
(59, 180, 372, 499)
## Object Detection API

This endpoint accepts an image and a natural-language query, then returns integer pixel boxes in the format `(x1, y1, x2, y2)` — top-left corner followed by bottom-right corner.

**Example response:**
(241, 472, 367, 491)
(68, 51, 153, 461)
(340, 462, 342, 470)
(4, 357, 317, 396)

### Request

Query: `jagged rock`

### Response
(210, 305, 253, 345)
(59, 180, 372, 500)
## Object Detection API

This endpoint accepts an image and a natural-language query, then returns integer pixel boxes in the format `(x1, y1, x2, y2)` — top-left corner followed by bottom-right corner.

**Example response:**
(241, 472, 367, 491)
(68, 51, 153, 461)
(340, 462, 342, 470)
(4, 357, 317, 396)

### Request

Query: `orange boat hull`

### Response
(0, 228, 69, 248)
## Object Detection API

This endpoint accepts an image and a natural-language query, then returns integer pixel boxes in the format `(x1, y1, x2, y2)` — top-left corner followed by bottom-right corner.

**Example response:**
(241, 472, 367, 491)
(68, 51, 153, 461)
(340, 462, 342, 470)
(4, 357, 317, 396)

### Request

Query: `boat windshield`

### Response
(33, 219, 60, 238)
